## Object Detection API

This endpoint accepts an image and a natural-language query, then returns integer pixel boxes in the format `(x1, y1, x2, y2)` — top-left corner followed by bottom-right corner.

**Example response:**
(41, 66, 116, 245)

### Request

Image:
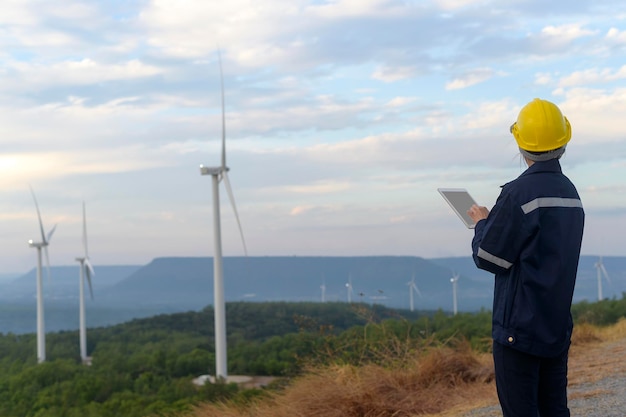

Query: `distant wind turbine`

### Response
(75, 202, 95, 364)
(450, 272, 460, 316)
(407, 273, 422, 312)
(594, 256, 611, 301)
(27, 186, 57, 364)
(199, 52, 247, 381)
(345, 274, 354, 303)
(320, 275, 326, 303)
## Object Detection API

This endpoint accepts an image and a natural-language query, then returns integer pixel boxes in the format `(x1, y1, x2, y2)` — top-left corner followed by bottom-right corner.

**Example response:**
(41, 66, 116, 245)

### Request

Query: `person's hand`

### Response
(467, 204, 489, 223)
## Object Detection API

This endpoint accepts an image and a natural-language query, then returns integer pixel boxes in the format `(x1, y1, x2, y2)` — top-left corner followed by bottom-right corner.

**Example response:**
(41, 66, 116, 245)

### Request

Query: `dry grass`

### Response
(569, 317, 626, 386)
(570, 322, 602, 345)
(569, 317, 626, 346)
(597, 317, 626, 341)
(186, 319, 626, 417)
(187, 341, 494, 417)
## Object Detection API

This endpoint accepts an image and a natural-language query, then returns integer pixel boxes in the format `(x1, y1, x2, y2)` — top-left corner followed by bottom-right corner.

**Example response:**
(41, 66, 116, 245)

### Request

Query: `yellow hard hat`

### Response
(510, 98, 571, 152)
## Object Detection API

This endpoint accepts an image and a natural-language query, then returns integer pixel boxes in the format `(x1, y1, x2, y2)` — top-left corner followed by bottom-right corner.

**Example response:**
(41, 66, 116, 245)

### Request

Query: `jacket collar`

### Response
(501, 159, 562, 188)
(519, 158, 562, 177)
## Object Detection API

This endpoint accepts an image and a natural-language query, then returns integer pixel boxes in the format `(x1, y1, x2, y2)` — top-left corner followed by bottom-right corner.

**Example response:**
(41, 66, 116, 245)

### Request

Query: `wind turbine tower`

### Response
(199, 53, 247, 380)
(345, 274, 354, 303)
(320, 275, 326, 303)
(594, 256, 611, 301)
(27, 187, 56, 364)
(76, 202, 95, 364)
(407, 273, 422, 312)
(450, 272, 460, 316)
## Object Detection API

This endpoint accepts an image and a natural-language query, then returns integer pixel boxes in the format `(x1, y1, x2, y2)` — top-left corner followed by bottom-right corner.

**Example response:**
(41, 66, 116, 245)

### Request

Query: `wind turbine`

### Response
(320, 275, 326, 303)
(450, 272, 460, 316)
(27, 186, 56, 364)
(75, 202, 95, 364)
(407, 273, 422, 312)
(594, 256, 611, 301)
(345, 274, 354, 303)
(199, 52, 247, 381)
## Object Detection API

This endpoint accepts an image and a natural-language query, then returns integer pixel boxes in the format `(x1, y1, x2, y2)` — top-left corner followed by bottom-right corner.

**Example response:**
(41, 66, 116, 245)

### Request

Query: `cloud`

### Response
(434, 0, 489, 11)
(372, 65, 418, 82)
(0, 147, 174, 191)
(306, 0, 411, 18)
(557, 65, 626, 87)
(283, 181, 353, 194)
(2, 0, 626, 271)
(210, 94, 382, 138)
(559, 87, 626, 143)
(0, 1, 106, 52)
(258, 98, 517, 176)
(458, 99, 516, 130)
(539, 24, 596, 44)
(0, 97, 154, 148)
(534, 72, 553, 85)
(445, 67, 495, 90)
(139, 1, 311, 62)
(2, 59, 163, 90)
(385, 97, 418, 107)
(606, 27, 626, 44)
(289, 205, 314, 216)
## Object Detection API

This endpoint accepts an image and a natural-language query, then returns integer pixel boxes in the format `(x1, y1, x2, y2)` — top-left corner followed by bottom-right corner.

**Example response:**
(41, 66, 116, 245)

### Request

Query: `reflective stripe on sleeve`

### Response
(477, 248, 513, 269)
(521, 197, 583, 214)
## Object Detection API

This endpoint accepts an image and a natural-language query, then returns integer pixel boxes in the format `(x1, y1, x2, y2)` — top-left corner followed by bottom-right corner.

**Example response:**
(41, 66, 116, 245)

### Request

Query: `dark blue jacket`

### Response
(472, 159, 584, 357)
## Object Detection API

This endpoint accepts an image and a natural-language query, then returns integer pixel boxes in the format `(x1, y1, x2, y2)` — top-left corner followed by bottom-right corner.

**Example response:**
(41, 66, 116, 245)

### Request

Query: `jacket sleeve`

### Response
(471, 190, 528, 275)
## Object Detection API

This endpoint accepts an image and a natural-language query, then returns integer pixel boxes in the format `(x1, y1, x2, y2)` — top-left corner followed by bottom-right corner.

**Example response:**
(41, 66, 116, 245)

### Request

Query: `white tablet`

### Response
(437, 188, 478, 229)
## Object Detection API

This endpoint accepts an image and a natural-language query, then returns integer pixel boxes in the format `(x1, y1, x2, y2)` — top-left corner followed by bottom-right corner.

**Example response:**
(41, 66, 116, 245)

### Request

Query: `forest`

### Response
(0, 295, 625, 417)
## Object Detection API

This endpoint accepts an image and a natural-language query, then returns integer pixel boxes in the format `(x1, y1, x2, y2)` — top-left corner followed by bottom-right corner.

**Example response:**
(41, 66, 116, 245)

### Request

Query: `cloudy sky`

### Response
(1, 0, 625, 273)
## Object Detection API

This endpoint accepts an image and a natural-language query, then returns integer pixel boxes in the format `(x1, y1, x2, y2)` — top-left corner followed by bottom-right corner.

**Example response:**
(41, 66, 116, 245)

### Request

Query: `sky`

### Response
(1, 0, 626, 273)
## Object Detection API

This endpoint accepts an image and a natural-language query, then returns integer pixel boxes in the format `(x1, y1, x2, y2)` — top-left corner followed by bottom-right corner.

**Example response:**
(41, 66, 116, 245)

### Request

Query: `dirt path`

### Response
(566, 333, 626, 416)
(569, 336, 626, 385)
(446, 322, 626, 417)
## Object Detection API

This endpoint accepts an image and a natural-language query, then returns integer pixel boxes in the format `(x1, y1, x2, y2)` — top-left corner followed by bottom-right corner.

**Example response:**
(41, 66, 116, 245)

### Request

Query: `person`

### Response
(466, 98, 585, 417)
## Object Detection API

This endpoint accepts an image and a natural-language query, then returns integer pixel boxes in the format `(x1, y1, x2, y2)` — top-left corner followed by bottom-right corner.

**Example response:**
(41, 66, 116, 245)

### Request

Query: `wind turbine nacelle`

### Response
(200, 165, 228, 176)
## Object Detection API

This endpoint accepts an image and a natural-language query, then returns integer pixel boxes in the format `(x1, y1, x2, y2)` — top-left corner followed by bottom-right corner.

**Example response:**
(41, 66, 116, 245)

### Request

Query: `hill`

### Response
(186, 318, 626, 417)
(99, 256, 472, 310)
(96, 255, 626, 309)
(1, 265, 142, 301)
(1, 255, 625, 334)
(0, 298, 624, 417)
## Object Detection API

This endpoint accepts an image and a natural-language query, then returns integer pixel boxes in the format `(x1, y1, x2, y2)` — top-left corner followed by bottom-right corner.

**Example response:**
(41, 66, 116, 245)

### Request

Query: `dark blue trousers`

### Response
(493, 341, 570, 417)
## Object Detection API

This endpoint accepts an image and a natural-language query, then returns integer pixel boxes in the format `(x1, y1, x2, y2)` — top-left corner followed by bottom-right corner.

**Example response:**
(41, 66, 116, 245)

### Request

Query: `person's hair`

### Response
(519, 146, 566, 162)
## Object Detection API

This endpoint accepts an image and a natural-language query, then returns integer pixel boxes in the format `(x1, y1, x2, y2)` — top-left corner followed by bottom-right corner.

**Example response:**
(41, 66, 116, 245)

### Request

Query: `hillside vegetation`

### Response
(189, 316, 626, 417)
(0, 295, 624, 417)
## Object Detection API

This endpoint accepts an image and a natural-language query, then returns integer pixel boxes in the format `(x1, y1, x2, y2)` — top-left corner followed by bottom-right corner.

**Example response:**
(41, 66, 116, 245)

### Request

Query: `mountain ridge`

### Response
(1, 255, 624, 334)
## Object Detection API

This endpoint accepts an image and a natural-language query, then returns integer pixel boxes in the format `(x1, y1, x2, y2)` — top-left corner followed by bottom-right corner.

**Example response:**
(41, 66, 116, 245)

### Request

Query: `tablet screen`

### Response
(438, 188, 478, 229)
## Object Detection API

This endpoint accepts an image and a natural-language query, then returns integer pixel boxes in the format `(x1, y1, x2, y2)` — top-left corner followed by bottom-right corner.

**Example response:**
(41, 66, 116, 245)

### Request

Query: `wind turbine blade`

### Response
(85, 258, 95, 277)
(46, 224, 57, 243)
(44, 246, 52, 283)
(222, 171, 248, 256)
(29, 186, 47, 243)
(218, 49, 226, 169)
(82, 201, 89, 257)
(85, 265, 94, 300)
(414, 283, 423, 297)
(601, 264, 612, 284)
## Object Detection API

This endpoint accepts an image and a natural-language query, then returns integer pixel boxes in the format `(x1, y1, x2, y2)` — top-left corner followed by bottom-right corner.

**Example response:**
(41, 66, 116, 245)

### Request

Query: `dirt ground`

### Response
(432, 323, 626, 417)
(569, 336, 626, 386)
